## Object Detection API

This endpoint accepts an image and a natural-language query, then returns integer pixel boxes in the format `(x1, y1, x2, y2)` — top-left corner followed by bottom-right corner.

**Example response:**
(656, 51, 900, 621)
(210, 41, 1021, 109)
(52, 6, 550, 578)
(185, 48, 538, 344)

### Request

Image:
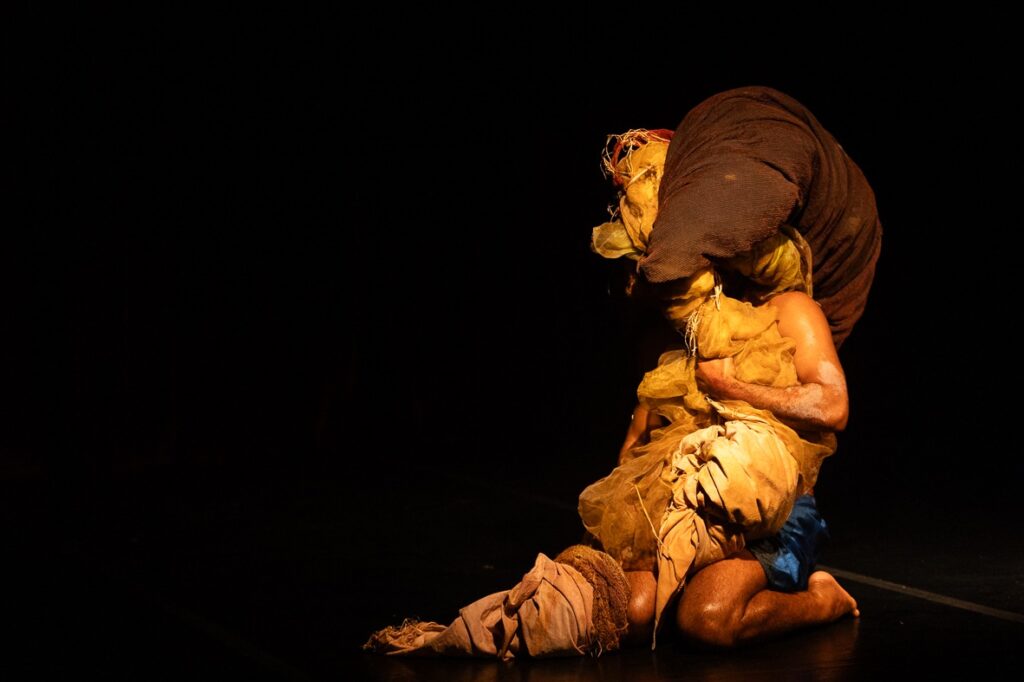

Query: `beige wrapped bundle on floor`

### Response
(364, 546, 630, 659)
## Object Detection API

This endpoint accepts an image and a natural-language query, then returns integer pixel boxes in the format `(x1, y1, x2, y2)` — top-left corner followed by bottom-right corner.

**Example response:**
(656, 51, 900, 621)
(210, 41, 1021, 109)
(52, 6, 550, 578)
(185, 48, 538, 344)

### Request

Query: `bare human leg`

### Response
(623, 570, 656, 646)
(676, 549, 859, 648)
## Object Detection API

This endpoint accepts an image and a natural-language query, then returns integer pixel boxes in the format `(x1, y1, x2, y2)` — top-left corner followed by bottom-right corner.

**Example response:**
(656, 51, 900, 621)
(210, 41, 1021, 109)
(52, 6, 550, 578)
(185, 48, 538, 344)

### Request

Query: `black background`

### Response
(4, 12, 1022, 676)
(7, 18, 1018, 492)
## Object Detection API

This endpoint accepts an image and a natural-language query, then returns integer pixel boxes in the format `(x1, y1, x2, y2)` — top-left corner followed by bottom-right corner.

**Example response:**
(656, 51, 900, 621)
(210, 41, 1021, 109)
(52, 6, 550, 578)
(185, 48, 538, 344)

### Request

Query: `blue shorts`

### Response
(746, 494, 830, 592)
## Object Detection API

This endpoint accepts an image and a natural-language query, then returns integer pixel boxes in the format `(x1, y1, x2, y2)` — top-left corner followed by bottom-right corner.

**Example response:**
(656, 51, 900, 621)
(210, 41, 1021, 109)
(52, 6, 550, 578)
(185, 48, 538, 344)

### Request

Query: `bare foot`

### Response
(808, 570, 860, 620)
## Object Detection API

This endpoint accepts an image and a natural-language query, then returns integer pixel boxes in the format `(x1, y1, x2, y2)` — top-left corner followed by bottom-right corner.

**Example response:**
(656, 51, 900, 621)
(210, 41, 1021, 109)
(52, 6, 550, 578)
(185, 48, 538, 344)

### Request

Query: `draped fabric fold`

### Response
(651, 398, 805, 635)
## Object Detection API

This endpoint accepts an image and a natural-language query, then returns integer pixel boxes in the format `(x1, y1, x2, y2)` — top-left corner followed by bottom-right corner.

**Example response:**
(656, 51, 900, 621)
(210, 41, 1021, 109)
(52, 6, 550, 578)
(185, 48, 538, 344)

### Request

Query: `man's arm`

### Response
(619, 403, 664, 465)
(695, 291, 848, 432)
(616, 293, 679, 465)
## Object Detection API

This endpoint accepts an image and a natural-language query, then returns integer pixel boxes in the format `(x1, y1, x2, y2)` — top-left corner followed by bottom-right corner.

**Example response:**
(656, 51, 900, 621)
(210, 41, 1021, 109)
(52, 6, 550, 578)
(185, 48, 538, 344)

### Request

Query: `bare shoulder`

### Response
(766, 292, 848, 429)
(766, 291, 842, 379)
(766, 291, 830, 336)
(766, 291, 823, 317)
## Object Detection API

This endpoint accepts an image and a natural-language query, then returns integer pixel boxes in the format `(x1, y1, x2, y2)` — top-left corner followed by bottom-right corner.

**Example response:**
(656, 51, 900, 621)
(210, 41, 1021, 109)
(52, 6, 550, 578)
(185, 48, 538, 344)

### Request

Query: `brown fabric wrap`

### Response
(639, 86, 882, 348)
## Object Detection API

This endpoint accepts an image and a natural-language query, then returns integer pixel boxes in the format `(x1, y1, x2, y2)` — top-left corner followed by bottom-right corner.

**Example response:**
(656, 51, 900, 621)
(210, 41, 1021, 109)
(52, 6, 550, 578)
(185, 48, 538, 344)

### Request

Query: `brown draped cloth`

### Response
(639, 86, 882, 348)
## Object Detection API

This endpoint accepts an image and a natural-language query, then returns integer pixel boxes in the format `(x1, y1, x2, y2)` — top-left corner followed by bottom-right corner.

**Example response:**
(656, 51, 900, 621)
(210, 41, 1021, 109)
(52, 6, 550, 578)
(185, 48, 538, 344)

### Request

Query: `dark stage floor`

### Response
(8, 451, 1023, 681)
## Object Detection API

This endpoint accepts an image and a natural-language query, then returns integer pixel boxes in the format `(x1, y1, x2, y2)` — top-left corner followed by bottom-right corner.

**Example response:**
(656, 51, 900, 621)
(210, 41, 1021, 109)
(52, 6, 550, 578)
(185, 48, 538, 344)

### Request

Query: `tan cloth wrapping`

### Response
(364, 554, 596, 660)
(652, 398, 826, 636)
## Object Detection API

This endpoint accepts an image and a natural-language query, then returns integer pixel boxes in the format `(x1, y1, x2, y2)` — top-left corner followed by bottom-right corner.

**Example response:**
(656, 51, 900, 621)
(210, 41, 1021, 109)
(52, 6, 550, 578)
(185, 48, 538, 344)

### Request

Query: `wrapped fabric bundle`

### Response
(635, 86, 881, 349)
(364, 546, 629, 659)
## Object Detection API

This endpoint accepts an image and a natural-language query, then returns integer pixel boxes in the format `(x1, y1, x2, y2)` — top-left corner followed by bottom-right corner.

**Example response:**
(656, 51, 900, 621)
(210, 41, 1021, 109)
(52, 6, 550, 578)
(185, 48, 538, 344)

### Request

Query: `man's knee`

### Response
(675, 552, 766, 649)
(676, 591, 741, 648)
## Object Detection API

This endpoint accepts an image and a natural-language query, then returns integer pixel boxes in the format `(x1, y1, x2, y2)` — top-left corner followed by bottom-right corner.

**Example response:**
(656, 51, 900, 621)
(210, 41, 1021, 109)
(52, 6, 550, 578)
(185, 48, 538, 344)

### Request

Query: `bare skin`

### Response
(618, 403, 666, 465)
(674, 551, 859, 648)
(622, 290, 859, 647)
